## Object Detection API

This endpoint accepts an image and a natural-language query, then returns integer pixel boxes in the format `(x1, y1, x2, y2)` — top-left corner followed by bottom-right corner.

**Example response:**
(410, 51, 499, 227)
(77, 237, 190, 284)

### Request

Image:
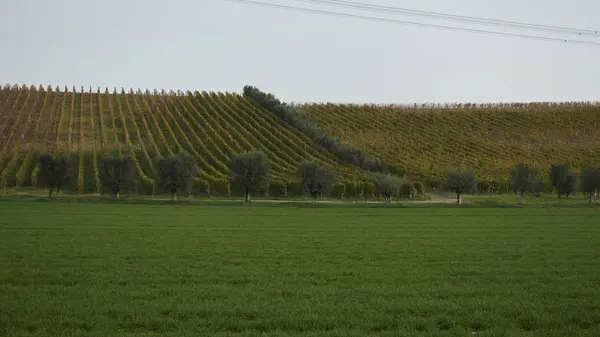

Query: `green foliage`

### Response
(549, 163, 577, 198)
(228, 151, 271, 202)
(343, 181, 362, 198)
(243, 85, 403, 175)
(372, 173, 399, 203)
(579, 166, 600, 204)
(412, 181, 425, 196)
(37, 153, 71, 197)
(154, 151, 198, 200)
(399, 181, 416, 198)
(99, 153, 138, 198)
(425, 177, 443, 190)
(297, 161, 336, 202)
(7, 83, 600, 196)
(444, 168, 477, 204)
(509, 163, 542, 204)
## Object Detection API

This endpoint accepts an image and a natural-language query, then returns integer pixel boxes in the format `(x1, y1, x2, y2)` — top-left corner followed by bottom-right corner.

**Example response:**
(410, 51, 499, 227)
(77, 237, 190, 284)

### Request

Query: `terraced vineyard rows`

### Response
(295, 102, 600, 182)
(0, 85, 370, 196)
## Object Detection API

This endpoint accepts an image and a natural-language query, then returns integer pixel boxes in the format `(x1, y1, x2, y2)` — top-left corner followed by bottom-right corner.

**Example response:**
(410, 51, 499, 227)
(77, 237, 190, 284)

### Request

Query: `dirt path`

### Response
(2, 190, 458, 205)
(243, 196, 457, 205)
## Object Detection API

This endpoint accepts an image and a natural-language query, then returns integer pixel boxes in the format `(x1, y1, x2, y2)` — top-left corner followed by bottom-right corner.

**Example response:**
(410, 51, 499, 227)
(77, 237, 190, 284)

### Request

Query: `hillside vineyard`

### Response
(296, 101, 600, 181)
(2, 83, 600, 196)
(0, 84, 368, 195)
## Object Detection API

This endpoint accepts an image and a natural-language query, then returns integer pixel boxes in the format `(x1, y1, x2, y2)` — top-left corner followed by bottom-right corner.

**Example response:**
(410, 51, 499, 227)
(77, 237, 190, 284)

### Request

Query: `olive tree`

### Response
(99, 154, 137, 199)
(297, 161, 336, 203)
(580, 166, 600, 204)
(372, 173, 399, 203)
(509, 162, 540, 205)
(154, 151, 197, 201)
(549, 163, 577, 199)
(229, 151, 271, 202)
(399, 181, 416, 199)
(444, 167, 477, 205)
(37, 153, 71, 197)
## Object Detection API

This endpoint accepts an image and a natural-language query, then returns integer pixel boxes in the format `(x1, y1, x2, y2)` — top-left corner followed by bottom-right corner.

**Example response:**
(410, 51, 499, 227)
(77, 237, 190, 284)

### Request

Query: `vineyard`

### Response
(295, 101, 600, 182)
(2, 83, 600, 197)
(0, 84, 370, 196)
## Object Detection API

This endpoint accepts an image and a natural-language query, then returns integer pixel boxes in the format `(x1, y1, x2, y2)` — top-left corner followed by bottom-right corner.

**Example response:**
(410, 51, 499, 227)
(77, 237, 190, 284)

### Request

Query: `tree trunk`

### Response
(245, 189, 250, 202)
(519, 192, 524, 205)
(171, 192, 177, 201)
(589, 192, 595, 204)
(456, 192, 462, 205)
(48, 187, 53, 198)
(115, 191, 119, 199)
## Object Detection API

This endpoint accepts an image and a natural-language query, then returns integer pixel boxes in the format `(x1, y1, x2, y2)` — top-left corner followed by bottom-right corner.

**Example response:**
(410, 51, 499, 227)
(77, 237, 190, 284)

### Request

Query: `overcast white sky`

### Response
(1, 0, 599, 103)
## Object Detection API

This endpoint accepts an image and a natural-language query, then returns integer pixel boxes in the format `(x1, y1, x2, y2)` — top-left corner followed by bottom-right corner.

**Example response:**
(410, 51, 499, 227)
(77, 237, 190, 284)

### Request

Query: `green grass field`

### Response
(1, 202, 600, 336)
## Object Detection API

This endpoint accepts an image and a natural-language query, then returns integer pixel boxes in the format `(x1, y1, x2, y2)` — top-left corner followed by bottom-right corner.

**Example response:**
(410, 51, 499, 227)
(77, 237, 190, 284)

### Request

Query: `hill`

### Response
(3, 83, 600, 197)
(295, 101, 600, 186)
(0, 84, 370, 196)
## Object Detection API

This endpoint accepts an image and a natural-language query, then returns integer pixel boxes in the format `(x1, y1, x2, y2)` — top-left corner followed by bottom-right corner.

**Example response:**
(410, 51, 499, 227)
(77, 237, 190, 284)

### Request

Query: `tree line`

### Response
(242, 85, 406, 176)
(34, 151, 600, 205)
(439, 162, 600, 205)
(36, 150, 342, 203)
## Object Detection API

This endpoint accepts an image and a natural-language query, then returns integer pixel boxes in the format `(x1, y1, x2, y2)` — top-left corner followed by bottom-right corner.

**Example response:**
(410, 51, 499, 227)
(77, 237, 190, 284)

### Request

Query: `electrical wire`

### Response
(224, 0, 600, 47)
(292, 0, 600, 37)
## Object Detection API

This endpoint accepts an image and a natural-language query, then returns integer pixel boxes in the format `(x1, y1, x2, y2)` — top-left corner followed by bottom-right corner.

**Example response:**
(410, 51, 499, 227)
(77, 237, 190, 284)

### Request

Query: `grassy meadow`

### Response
(1, 202, 600, 336)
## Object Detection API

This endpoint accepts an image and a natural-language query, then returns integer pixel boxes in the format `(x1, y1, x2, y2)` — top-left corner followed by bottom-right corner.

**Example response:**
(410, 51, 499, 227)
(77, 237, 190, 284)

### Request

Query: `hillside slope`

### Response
(0, 84, 369, 195)
(296, 102, 600, 182)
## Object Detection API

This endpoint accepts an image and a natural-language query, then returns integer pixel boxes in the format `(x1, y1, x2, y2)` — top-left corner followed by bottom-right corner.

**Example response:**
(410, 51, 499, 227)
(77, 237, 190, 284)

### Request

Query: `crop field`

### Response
(1, 202, 599, 336)
(0, 85, 366, 195)
(3, 84, 600, 198)
(295, 102, 600, 181)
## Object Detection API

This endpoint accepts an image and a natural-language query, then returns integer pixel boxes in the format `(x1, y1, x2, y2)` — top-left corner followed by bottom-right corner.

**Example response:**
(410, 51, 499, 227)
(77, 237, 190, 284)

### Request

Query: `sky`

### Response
(0, 0, 599, 104)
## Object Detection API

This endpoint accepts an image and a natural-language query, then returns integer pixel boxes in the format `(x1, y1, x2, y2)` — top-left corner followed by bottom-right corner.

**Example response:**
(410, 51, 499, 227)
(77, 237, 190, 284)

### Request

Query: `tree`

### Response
(229, 151, 271, 202)
(372, 173, 399, 203)
(444, 168, 477, 204)
(154, 152, 197, 201)
(99, 154, 137, 199)
(549, 163, 577, 199)
(580, 166, 600, 204)
(413, 182, 425, 196)
(37, 153, 71, 198)
(297, 161, 336, 203)
(509, 162, 539, 204)
(399, 181, 416, 199)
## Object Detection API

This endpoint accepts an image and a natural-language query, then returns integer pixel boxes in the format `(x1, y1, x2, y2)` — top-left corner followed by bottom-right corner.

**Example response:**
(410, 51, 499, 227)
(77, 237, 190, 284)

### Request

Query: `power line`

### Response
(293, 0, 600, 37)
(224, 0, 600, 47)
